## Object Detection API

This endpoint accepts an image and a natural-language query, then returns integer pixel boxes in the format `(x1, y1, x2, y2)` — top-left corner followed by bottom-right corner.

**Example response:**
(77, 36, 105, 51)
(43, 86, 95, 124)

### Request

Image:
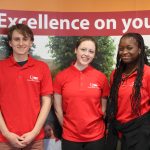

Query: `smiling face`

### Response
(75, 40, 96, 69)
(9, 30, 33, 60)
(118, 37, 141, 65)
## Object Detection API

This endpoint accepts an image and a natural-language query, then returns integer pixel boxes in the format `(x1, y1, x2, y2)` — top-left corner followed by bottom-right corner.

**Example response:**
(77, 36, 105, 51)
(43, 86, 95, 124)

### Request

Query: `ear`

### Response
(9, 41, 12, 47)
(139, 48, 141, 54)
(30, 41, 33, 48)
(75, 48, 77, 54)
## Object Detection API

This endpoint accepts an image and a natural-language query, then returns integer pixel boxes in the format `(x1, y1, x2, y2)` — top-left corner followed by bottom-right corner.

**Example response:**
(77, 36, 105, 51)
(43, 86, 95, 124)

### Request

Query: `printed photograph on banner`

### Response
(1, 35, 150, 78)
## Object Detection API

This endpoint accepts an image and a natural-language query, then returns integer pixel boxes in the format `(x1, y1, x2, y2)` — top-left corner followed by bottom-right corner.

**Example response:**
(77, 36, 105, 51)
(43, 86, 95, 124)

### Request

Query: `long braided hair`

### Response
(107, 33, 148, 121)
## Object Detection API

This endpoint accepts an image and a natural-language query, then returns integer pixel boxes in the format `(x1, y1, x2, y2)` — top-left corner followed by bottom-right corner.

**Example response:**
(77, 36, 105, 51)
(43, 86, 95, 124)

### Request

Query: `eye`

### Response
(126, 46, 133, 50)
(80, 48, 87, 51)
(118, 47, 124, 51)
(89, 49, 95, 54)
(13, 37, 20, 42)
(23, 37, 30, 41)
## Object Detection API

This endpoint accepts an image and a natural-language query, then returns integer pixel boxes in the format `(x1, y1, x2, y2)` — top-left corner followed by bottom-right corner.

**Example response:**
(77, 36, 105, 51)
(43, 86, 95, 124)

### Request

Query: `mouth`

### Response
(121, 57, 131, 62)
(17, 46, 28, 50)
(121, 57, 130, 59)
(81, 55, 88, 58)
(81, 57, 90, 62)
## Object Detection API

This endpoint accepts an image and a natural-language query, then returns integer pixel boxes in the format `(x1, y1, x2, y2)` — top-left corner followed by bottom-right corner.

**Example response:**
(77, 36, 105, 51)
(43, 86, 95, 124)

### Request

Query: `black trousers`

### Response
(120, 119, 150, 150)
(106, 112, 150, 150)
(62, 137, 105, 150)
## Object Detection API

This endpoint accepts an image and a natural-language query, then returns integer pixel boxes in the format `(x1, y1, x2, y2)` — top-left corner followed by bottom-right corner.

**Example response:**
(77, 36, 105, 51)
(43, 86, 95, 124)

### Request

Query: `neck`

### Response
(74, 62, 88, 71)
(124, 58, 139, 73)
(124, 64, 137, 75)
(13, 54, 28, 62)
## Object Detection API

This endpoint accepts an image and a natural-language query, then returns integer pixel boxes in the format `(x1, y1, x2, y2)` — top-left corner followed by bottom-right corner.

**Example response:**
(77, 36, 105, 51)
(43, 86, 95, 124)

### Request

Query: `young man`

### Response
(0, 24, 53, 150)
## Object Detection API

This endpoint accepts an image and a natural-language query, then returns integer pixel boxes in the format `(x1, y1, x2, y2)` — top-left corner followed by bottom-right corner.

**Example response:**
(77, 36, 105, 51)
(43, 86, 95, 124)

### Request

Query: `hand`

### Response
(103, 112, 106, 119)
(5, 132, 26, 148)
(21, 131, 37, 145)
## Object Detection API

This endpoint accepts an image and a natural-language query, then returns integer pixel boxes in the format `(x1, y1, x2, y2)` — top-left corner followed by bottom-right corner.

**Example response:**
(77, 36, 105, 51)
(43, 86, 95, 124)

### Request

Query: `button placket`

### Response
(18, 68, 24, 79)
(79, 72, 84, 90)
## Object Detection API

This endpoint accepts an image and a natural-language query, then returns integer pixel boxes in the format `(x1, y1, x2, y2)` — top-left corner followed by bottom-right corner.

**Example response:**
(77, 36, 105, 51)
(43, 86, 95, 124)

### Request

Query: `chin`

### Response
(81, 63, 90, 67)
(122, 59, 131, 63)
(81, 61, 92, 65)
(17, 52, 28, 55)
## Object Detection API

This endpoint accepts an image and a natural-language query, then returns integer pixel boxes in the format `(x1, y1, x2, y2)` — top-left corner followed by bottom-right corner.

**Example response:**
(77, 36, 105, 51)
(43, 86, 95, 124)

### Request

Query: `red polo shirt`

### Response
(54, 65, 109, 142)
(110, 65, 150, 123)
(0, 55, 53, 142)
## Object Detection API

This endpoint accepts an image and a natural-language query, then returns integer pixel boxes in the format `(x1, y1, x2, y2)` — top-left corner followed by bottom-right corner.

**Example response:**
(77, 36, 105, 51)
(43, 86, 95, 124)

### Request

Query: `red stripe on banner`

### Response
(0, 9, 150, 36)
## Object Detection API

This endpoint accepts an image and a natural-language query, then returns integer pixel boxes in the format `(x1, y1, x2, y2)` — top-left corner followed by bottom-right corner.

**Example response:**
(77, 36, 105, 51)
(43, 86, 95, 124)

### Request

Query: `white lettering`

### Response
(27, 18, 37, 29)
(144, 18, 150, 28)
(144, 18, 150, 29)
(71, 19, 79, 30)
(94, 19, 116, 30)
(8, 17, 18, 27)
(94, 19, 105, 29)
(132, 18, 143, 29)
(122, 18, 150, 33)
(38, 14, 42, 29)
(49, 19, 59, 29)
(80, 19, 89, 30)
(122, 18, 132, 33)
(44, 14, 48, 29)
(0, 13, 7, 28)
(106, 19, 116, 29)
(60, 19, 70, 29)
(18, 18, 27, 24)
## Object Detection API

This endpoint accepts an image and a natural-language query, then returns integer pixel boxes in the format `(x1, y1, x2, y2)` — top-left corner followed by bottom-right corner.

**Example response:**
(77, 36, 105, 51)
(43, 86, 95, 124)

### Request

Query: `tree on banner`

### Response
(0, 36, 10, 59)
(145, 46, 150, 65)
(46, 36, 115, 77)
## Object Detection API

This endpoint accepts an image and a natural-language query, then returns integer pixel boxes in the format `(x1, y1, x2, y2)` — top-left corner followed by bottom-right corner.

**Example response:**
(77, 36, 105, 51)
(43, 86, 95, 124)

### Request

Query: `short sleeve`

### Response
(40, 63, 53, 96)
(145, 69, 150, 98)
(101, 75, 110, 97)
(110, 70, 115, 86)
(53, 72, 62, 94)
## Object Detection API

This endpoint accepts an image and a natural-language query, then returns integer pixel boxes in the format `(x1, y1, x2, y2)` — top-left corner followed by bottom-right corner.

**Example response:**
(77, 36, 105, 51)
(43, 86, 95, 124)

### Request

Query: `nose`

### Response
(19, 40, 23, 45)
(84, 50, 90, 56)
(122, 48, 128, 55)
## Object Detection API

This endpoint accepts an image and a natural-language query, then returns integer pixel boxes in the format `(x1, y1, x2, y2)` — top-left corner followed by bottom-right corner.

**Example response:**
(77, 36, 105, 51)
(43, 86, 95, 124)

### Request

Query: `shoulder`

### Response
(109, 69, 116, 84)
(0, 57, 11, 66)
(0, 57, 10, 63)
(90, 66, 107, 79)
(110, 69, 115, 77)
(144, 64, 150, 72)
(55, 66, 72, 79)
(144, 64, 150, 76)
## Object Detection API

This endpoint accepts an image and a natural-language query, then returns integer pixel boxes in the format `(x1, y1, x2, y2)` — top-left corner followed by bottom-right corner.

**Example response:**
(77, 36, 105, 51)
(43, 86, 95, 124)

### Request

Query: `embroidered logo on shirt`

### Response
(27, 75, 40, 82)
(88, 83, 99, 89)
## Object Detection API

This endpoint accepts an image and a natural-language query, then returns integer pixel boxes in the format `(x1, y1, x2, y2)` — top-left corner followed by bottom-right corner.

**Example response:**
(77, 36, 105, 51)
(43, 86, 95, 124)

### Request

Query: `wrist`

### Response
(2, 130, 10, 138)
(31, 129, 39, 137)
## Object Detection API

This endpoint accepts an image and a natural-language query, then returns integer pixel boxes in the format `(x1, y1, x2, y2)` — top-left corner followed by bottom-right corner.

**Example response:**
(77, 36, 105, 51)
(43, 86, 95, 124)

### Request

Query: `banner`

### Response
(0, 0, 150, 72)
(1, 9, 150, 36)
(1, 0, 150, 147)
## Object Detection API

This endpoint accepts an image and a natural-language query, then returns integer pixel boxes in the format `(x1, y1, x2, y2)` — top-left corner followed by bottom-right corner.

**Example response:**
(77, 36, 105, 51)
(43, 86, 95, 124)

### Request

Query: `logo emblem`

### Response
(27, 75, 40, 82)
(88, 83, 99, 89)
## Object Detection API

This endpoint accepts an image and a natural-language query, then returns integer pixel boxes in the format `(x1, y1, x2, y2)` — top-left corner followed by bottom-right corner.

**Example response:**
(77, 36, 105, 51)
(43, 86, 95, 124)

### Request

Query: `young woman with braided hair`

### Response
(106, 33, 150, 150)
